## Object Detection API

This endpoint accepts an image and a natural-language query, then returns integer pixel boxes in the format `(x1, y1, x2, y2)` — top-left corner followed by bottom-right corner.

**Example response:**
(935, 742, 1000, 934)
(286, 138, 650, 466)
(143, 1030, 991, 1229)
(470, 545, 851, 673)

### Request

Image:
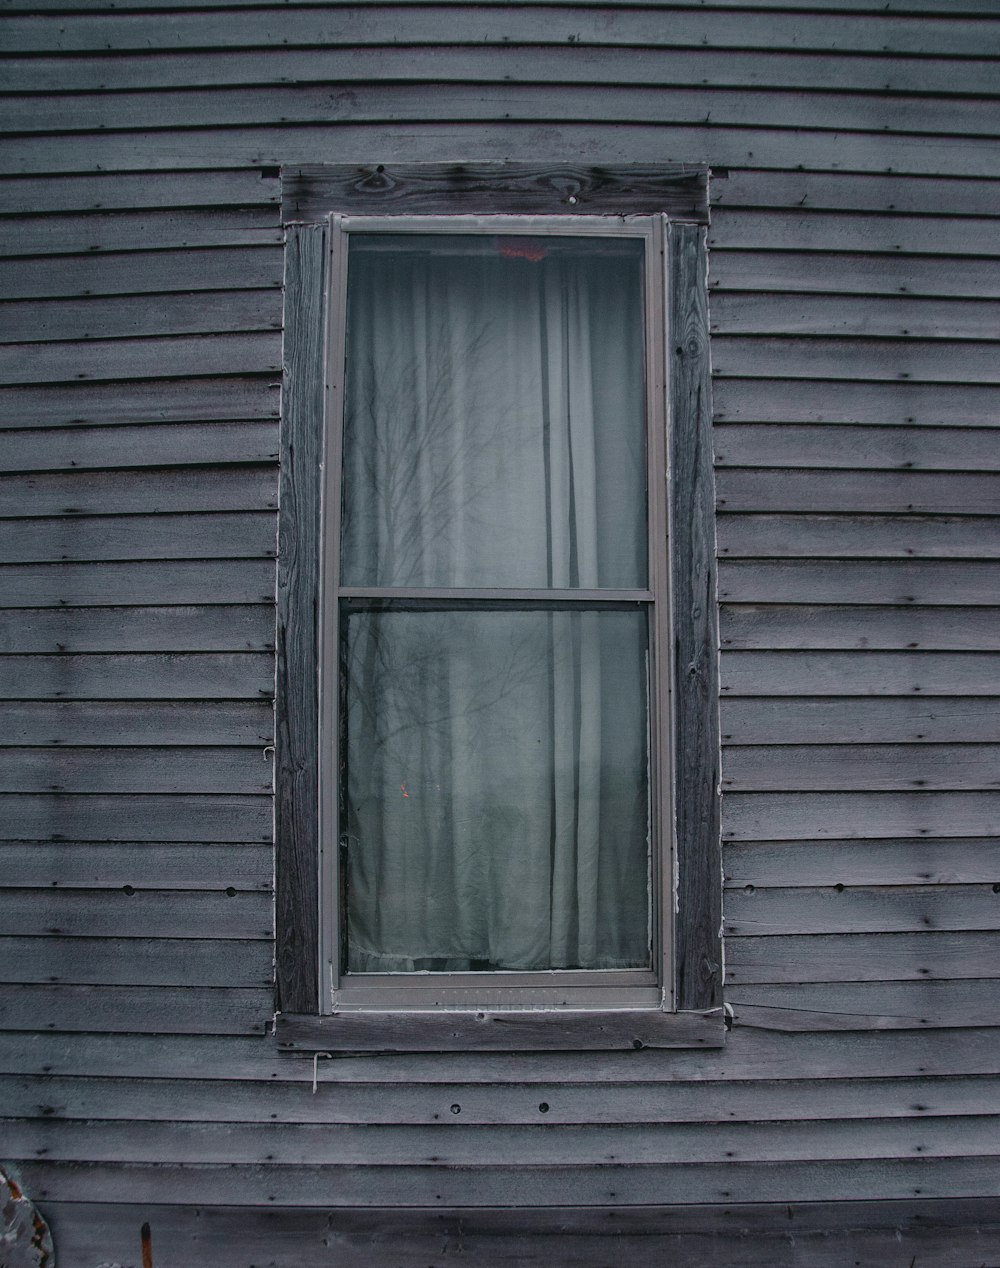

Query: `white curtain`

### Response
(341, 235, 649, 971)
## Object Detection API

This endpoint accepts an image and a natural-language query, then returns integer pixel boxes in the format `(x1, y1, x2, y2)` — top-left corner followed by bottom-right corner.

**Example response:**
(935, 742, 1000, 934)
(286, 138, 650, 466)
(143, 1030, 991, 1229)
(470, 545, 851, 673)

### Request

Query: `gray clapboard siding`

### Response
(4, 701, 273, 746)
(721, 697, 1000, 745)
(5, 44, 1000, 95)
(4, 1028, 999, 1085)
(0, 468, 278, 516)
(0, 985, 271, 1035)
(0, 169, 280, 214)
(721, 744, 1000, 792)
(0, 841, 272, 888)
(721, 791, 1000, 840)
(5, 125, 999, 178)
(711, 171, 1000, 216)
(11, 1156, 1000, 1207)
(7, 1073, 999, 1127)
(720, 606, 1000, 651)
(0, 209, 281, 257)
(0, 937, 272, 986)
(721, 651, 1000, 696)
(711, 254, 1000, 302)
(0, 376, 279, 427)
(1, 291, 282, 343)
(4, 9, 997, 55)
(0, 249, 284, 301)
(4, 890, 271, 938)
(9, 1115, 1000, 1167)
(718, 563, 1000, 606)
(7, 86, 998, 140)
(0, 561, 274, 607)
(724, 884, 1000, 934)
(0, 331, 281, 383)
(717, 516, 1000, 560)
(710, 295, 1000, 341)
(0, 652, 273, 699)
(0, 794, 272, 841)
(712, 379, 1000, 426)
(709, 211, 1000, 256)
(716, 469, 1000, 514)
(34, 1200, 1000, 1268)
(713, 425, 1000, 471)
(1, 607, 274, 654)
(712, 337, 1000, 384)
(724, 837, 1000, 886)
(729, 981, 1000, 1030)
(6, 422, 279, 472)
(0, 747, 272, 794)
(6, 513, 277, 564)
(727, 931, 1000, 984)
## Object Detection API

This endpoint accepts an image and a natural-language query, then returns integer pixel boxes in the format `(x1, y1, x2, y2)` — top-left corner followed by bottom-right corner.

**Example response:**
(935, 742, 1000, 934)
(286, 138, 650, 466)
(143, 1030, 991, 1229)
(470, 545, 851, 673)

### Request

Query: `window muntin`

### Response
(321, 215, 672, 1010)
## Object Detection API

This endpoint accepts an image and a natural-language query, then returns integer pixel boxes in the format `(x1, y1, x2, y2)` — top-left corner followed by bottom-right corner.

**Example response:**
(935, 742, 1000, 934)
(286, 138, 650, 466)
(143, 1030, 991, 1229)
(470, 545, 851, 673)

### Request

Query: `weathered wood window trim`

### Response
(275, 165, 722, 1052)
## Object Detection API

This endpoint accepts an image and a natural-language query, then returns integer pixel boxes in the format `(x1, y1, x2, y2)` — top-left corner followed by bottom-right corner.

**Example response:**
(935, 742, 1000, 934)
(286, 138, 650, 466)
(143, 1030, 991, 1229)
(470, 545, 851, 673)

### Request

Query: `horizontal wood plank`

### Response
(730, 980, 1000, 1030)
(4, 10, 996, 56)
(724, 837, 1000, 887)
(721, 697, 1000, 744)
(712, 337, 1000, 384)
(711, 294, 1000, 341)
(0, 653, 274, 699)
(0, 606, 274, 655)
(3, 701, 273, 746)
(727, 932, 1000, 984)
(0, 169, 280, 214)
(0, 332, 281, 384)
(0, 249, 284, 302)
(711, 252, 1000, 299)
(711, 170, 1000, 217)
(0, 984, 270, 1035)
(10, 1156, 1000, 1207)
(716, 469, 1000, 514)
(0, 841, 272, 890)
(719, 562, 1000, 606)
(0, 937, 271, 987)
(5, 513, 277, 564)
(2, 889, 272, 938)
(709, 211, 1000, 257)
(717, 516, 1000, 560)
(721, 651, 1000, 696)
(0, 376, 279, 428)
(0, 290, 282, 343)
(0, 794, 272, 842)
(712, 379, 1000, 426)
(6, 421, 279, 472)
(0, 747, 273, 794)
(0, 467, 278, 516)
(721, 744, 1000, 791)
(34, 1198, 1000, 1268)
(713, 425, 1000, 472)
(0, 561, 274, 608)
(720, 605, 1000, 651)
(722, 791, 1000, 840)
(724, 884, 1000, 934)
(0, 209, 281, 257)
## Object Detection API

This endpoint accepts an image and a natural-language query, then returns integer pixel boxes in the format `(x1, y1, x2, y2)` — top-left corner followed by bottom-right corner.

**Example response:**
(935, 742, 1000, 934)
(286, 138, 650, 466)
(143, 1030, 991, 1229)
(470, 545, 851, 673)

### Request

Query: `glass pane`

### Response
(341, 234, 648, 589)
(342, 607, 650, 972)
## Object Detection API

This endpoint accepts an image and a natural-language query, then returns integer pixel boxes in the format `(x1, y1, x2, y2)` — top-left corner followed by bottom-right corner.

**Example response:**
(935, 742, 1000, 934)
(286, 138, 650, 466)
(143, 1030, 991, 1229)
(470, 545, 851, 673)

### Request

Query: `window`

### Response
(275, 166, 722, 1051)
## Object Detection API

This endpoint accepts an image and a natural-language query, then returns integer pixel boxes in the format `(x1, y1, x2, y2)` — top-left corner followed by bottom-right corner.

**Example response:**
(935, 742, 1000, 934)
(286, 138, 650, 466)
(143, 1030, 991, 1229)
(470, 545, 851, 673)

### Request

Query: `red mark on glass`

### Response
(401, 782, 410, 799)
(497, 237, 547, 262)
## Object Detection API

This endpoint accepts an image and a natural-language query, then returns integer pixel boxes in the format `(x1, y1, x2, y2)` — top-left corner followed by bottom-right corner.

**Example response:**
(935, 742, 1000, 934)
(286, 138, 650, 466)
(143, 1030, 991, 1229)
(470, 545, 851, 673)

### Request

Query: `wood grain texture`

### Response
(3, 701, 273, 746)
(274, 223, 325, 1016)
(724, 837, 1000, 886)
(717, 515, 1000, 560)
(0, 468, 278, 517)
(5, 513, 277, 564)
(721, 696, 1000, 744)
(0, 794, 272, 842)
(283, 162, 707, 222)
(0, 984, 271, 1035)
(0, 652, 274, 699)
(279, 1009, 725, 1052)
(721, 743, 1000, 792)
(0, 249, 283, 301)
(720, 605, 1000, 651)
(715, 469, 1000, 514)
(717, 562, 1000, 606)
(0, 376, 279, 428)
(721, 790, 1000, 841)
(0, 606, 274, 655)
(0, 560, 274, 607)
(0, 937, 271, 986)
(0, 841, 272, 889)
(724, 884, 1000, 935)
(712, 379, 1000, 426)
(727, 931, 1000, 984)
(3, 890, 272, 938)
(34, 1199, 1000, 1268)
(669, 222, 723, 1013)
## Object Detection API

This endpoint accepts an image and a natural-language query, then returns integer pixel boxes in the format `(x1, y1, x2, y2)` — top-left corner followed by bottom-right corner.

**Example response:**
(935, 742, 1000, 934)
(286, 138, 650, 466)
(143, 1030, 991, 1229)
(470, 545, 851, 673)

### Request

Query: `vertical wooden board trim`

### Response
(670, 222, 723, 1012)
(275, 223, 326, 1015)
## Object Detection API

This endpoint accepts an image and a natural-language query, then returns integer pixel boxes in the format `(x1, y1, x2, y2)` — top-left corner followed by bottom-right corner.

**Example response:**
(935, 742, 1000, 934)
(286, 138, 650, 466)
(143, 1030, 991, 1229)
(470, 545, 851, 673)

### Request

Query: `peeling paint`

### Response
(1, 1166, 55, 1268)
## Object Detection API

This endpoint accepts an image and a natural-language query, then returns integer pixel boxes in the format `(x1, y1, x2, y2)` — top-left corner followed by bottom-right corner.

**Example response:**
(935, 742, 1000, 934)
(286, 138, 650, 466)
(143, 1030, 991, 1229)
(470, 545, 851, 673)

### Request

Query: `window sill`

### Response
(275, 1008, 726, 1052)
